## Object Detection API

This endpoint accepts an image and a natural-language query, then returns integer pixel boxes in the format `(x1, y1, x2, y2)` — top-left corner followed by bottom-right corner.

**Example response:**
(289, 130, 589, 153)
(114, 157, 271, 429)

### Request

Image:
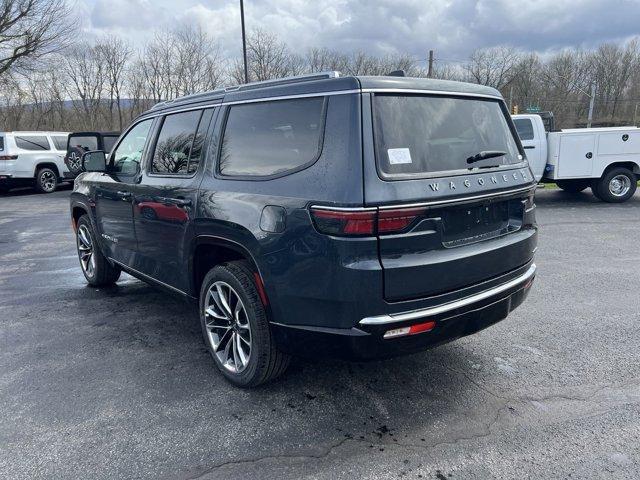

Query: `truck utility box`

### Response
(513, 114, 639, 202)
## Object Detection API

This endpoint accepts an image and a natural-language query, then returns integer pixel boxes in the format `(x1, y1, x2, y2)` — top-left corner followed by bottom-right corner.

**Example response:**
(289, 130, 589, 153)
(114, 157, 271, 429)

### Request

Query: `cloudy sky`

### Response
(78, 0, 640, 62)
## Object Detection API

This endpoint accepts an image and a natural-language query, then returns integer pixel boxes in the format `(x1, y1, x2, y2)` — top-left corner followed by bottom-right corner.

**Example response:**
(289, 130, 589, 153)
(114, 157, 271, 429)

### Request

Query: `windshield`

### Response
(373, 94, 522, 178)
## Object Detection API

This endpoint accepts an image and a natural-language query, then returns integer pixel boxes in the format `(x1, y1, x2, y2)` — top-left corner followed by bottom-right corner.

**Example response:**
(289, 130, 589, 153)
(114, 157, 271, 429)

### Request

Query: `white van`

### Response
(513, 114, 639, 202)
(0, 131, 70, 194)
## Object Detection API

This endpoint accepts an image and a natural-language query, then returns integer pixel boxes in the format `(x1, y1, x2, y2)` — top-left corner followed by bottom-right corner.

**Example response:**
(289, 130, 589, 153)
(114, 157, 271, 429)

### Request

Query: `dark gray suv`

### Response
(70, 72, 537, 387)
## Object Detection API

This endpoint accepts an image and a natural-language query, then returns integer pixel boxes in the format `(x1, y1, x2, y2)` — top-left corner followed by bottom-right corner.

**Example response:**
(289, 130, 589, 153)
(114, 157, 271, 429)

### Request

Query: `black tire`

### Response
(0, 186, 9, 195)
(591, 179, 604, 201)
(75, 215, 121, 286)
(65, 146, 86, 175)
(596, 168, 637, 203)
(555, 179, 590, 193)
(34, 167, 58, 193)
(199, 260, 290, 387)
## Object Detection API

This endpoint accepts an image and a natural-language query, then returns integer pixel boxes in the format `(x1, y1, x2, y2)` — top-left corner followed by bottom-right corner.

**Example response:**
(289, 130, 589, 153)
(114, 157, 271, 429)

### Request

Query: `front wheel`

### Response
(35, 167, 58, 193)
(199, 261, 290, 387)
(75, 215, 121, 286)
(596, 168, 637, 203)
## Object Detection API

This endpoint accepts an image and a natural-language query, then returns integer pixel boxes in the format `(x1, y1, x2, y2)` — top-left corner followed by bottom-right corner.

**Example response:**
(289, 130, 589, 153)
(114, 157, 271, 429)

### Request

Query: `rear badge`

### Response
(428, 169, 529, 194)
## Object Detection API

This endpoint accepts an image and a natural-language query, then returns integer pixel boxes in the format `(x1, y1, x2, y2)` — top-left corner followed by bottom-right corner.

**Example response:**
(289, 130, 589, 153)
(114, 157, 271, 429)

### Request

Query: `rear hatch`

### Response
(365, 92, 536, 301)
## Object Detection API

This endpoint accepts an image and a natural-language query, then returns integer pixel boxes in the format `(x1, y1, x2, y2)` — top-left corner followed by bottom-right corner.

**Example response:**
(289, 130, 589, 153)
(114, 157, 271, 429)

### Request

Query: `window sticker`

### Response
(387, 148, 412, 165)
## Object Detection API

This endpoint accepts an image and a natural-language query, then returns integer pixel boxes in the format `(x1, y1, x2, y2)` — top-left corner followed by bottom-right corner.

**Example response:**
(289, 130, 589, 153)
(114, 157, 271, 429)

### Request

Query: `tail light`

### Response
(0, 155, 18, 160)
(310, 206, 426, 237)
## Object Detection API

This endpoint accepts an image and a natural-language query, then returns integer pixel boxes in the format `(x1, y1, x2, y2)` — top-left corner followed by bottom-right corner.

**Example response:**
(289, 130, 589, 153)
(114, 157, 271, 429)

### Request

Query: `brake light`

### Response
(310, 208, 376, 236)
(310, 206, 426, 237)
(0, 155, 18, 160)
(378, 207, 426, 233)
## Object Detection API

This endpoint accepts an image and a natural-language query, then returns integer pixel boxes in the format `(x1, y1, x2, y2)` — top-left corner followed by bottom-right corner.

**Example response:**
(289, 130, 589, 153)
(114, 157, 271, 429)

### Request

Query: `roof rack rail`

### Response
(227, 71, 341, 93)
(149, 71, 341, 111)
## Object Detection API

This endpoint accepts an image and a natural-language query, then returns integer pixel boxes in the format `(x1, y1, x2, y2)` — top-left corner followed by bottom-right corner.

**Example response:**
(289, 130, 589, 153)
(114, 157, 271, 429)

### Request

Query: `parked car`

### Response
(70, 72, 538, 387)
(0, 131, 70, 193)
(63, 131, 120, 180)
(513, 114, 639, 202)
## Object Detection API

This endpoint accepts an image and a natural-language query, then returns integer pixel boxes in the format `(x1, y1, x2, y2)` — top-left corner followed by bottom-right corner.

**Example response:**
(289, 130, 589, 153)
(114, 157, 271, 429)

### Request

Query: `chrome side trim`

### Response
(108, 258, 189, 296)
(361, 88, 503, 100)
(359, 263, 536, 325)
(377, 185, 535, 210)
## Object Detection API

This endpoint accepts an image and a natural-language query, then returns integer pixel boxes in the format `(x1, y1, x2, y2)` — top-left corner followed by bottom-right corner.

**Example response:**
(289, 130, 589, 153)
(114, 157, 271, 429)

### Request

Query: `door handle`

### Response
(117, 191, 132, 200)
(157, 196, 191, 207)
(523, 146, 535, 149)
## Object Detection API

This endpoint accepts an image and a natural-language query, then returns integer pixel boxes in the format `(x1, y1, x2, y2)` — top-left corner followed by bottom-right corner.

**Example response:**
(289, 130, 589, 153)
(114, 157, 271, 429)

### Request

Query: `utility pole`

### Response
(633, 103, 638, 126)
(508, 85, 513, 111)
(427, 50, 434, 78)
(587, 82, 596, 128)
(240, 0, 249, 84)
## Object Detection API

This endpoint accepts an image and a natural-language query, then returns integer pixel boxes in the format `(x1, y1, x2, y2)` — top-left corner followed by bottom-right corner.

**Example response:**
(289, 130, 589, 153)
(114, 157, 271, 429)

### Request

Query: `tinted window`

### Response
(514, 118, 534, 140)
(0, 136, 4, 151)
(103, 136, 118, 153)
(69, 135, 98, 152)
(374, 95, 522, 177)
(151, 111, 202, 175)
(219, 97, 325, 177)
(15, 136, 50, 151)
(111, 120, 153, 174)
(52, 136, 68, 150)
(188, 109, 214, 174)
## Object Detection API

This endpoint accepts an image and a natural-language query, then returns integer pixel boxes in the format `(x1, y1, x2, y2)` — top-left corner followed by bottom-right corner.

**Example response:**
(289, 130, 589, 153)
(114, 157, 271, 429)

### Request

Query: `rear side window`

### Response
(151, 110, 204, 175)
(69, 135, 98, 151)
(0, 136, 4, 151)
(52, 136, 68, 150)
(219, 97, 326, 177)
(103, 136, 118, 153)
(373, 95, 522, 178)
(15, 136, 50, 151)
(513, 119, 534, 140)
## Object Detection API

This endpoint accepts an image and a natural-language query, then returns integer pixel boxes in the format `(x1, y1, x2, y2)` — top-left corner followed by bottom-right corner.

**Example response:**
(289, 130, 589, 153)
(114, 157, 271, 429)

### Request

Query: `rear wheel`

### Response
(596, 168, 637, 203)
(555, 179, 590, 193)
(35, 167, 58, 193)
(75, 215, 121, 286)
(199, 260, 290, 387)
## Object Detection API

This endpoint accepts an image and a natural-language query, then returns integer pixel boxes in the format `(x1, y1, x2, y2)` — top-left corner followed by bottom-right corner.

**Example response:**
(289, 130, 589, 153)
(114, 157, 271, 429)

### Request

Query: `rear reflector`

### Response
(383, 320, 436, 339)
(0, 155, 18, 160)
(310, 206, 426, 237)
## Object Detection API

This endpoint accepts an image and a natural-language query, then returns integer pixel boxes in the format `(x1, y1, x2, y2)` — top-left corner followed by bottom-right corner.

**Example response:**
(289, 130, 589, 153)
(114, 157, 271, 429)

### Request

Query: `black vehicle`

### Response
(64, 131, 120, 179)
(70, 72, 538, 387)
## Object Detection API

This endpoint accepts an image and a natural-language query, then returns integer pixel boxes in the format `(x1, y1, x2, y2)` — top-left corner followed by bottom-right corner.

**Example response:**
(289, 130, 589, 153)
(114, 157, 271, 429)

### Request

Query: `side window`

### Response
(111, 119, 153, 175)
(15, 136, 50, 151)
(219, 97, 326, 177)
(187, 109, 215, 174)
(103, 136, 118, 153)
(52, 136, 68, 150)
(514, 119, 534, 141)
(69, 135, 98, 152)
(151, 110, 203, 175)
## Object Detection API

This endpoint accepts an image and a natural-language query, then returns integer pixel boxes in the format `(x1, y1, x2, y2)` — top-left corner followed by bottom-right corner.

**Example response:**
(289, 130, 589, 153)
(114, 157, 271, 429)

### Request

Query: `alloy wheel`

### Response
(203, 281, 252, 373)
(40, 170, 56, 192)
(609, 174, 631, 197)
(77, 225, 96, 277)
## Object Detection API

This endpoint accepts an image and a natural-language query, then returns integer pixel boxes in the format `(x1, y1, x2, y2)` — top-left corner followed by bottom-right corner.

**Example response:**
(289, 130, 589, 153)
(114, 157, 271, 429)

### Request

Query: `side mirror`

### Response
(82, 150, 107, 172)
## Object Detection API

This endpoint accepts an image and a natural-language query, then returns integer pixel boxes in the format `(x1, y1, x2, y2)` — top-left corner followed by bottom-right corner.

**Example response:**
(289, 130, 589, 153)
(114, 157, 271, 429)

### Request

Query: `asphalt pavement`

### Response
(0, 185, 639, 479)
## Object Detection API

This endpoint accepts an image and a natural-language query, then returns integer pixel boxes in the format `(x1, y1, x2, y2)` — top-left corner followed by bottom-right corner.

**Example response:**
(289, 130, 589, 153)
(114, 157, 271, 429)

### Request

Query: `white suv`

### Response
(0, 131, 70, 193)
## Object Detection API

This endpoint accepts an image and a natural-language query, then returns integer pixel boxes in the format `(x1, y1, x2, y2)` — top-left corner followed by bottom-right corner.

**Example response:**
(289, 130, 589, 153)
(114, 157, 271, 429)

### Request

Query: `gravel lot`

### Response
(1, 186, 639, 480)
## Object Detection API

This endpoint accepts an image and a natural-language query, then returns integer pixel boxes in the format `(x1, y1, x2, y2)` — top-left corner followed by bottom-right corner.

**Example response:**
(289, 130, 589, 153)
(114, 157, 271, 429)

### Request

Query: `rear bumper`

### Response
(271, 263, 536, 360)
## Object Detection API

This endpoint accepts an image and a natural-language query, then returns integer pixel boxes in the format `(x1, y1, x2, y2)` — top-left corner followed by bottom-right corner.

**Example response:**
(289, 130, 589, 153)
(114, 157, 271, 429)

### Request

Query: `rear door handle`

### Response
(523, 145, 535, 149)
(117, 191, 132, 200)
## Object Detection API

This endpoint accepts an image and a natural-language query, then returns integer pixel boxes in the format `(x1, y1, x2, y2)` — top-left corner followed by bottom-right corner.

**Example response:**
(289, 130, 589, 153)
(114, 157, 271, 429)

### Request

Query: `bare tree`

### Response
(0, 0, 75, 76)
(98, 36, 131, 130)
(465, 46, 521, 89)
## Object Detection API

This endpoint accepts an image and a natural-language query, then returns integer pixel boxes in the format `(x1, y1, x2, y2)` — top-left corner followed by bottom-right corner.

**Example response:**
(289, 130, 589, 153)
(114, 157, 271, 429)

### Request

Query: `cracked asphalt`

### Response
(1, 185, 639, 480)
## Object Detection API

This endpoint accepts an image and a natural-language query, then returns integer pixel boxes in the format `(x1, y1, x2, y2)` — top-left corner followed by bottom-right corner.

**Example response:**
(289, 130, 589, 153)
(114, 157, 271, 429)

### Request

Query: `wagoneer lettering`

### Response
(70, 72, 537, 387)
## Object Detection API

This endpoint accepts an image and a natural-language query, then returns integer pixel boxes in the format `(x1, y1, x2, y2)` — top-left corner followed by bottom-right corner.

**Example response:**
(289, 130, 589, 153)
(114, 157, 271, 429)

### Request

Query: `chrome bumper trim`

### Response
(359, 263, 536, 325)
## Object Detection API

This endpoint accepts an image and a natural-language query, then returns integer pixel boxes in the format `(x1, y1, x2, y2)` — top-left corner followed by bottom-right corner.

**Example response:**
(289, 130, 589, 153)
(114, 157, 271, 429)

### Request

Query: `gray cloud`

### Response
(82, 0, 640, 60)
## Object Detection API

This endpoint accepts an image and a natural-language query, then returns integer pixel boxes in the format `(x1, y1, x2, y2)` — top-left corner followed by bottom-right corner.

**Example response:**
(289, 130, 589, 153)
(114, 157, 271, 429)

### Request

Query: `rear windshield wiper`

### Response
(466, 150, 506, 165)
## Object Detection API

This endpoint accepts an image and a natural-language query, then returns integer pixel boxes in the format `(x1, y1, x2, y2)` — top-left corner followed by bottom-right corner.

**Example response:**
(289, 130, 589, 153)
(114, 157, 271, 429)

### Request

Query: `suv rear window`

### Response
(52, 136, 68, 150)
(15, 136, 50, 151)
(219, 97, 326, 177)
(373, 95, 522, 178)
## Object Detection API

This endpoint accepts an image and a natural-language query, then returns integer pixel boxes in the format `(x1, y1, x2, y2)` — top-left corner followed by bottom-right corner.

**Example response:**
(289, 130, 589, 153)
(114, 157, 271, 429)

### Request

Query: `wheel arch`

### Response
(600, 161, 640, 177)
(34, 162, 60, 177)
(190, 236, 264, 300)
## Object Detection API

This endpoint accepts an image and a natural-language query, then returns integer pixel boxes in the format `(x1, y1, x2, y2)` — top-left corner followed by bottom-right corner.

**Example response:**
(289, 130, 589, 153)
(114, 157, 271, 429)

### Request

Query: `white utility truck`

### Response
(513, 114, 639, 202)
